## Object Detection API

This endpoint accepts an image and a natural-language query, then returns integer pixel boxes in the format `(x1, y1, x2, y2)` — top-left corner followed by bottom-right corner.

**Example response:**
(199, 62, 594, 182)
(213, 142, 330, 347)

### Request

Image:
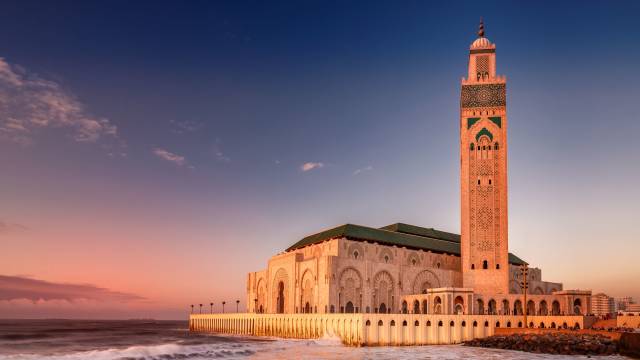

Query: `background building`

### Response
(591, 293, 615, 317)
(616, 297, 634, 312)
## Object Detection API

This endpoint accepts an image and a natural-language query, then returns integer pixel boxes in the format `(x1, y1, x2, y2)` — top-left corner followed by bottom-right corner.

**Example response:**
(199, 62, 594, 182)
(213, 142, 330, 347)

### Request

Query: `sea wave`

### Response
(0, 341, 258, 360)
(0, 339, 632, 360)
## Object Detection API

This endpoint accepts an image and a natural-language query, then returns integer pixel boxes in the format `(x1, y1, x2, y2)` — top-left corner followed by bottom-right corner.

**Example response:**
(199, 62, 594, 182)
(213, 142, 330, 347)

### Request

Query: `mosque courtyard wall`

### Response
(189, 313, 586, 346)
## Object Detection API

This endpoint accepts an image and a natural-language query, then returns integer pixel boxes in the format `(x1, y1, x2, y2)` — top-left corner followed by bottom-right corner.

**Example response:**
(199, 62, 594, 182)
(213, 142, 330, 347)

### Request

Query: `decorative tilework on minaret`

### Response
(460, 20, 509, 295)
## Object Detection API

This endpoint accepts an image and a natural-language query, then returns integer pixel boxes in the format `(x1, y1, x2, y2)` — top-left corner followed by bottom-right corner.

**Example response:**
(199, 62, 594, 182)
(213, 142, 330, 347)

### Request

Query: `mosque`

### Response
(245, 21, 592, 319)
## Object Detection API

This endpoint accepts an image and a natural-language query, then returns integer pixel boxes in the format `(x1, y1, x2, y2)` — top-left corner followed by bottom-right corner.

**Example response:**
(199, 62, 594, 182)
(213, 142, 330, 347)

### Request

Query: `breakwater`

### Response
(189, 313, 584, 346)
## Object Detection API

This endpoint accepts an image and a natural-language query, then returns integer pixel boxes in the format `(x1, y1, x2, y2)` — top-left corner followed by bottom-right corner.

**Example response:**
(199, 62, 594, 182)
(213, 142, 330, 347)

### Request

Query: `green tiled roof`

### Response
(285, 223, 527, 266)
(380, 223, 460, 243)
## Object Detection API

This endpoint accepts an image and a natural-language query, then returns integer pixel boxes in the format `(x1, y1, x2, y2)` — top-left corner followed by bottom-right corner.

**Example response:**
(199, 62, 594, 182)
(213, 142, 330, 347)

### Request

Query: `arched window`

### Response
(365, 320, 371, 326)
(345, 301, 354, 313)
(471, 264, 475, 269)
(489, 179, 492, 185)
(402, 320, 407, 326)
(438, 321, 443, 327)
(470, 143, 475, 150)
(462, 321, 467, 327)
(436, 262, 441, 269)
(390, 320, 396, 326)
(494, 143, 499, 150)
(378, 320, 383, 326)
(482, 260, 488, 269)
(473, 321, 478, 327)
(415, 320, 420, 326)
(477, 179, 481, 185)
(384, 255, 389, 263)
(401, 301, 408, 314)
(484, 321, 489, 327)
(427, 320, 432, 327)
(495, 322, 500, 328)
(450, 321, 455, 326)
(507, 321, 511, 328)
(353, 251, 359, 259)
(496, 264, 500, 269)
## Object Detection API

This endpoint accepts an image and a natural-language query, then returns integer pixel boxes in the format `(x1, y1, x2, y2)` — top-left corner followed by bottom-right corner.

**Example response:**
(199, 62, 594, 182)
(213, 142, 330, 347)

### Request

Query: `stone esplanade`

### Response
(189, 21, 593, 346)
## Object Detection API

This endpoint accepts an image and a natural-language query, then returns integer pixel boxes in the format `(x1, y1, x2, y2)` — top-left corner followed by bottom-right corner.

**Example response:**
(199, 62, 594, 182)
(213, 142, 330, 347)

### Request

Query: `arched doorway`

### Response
(413, 300, 420, 314)
(488, 299, 497, 315)
(514, 300, 523, 315)
(401, 300, 408, 314)
(573, 299, 582, 315)
(552, 300, 561, 315)
(502, 299, 510, 315)
(304, 302, 311, 314)
(345, 301, 354, 313)
(476, 299, 485, 315)
(277, 281, 285, 313)
(455, 296, 465, 314)
(422, 299, 428, 314)
(434, 297, 442, 314)
(527, 300, 535, 315)
(539, 300, 548, 315)
(379, 303, 387, 314)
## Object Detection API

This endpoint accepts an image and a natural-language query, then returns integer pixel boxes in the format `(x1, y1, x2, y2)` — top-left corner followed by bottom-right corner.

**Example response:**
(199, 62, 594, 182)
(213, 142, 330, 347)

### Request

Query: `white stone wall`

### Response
(190, 313, 586, 346)
(247, 238, 572, 315)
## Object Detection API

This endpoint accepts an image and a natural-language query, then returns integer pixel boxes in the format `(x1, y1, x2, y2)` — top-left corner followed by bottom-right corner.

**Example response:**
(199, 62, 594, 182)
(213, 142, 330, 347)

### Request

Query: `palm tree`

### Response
(222, 301, 226, 313)
(190, 304, 194, 314)
(236, 300, 240, 313)
(199, 303, 203, 314)
(210, 302, 214, 314)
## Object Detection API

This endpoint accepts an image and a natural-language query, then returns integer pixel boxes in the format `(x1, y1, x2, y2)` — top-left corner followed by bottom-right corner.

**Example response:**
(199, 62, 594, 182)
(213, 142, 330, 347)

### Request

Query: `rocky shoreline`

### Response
(464, 333, 619, 356)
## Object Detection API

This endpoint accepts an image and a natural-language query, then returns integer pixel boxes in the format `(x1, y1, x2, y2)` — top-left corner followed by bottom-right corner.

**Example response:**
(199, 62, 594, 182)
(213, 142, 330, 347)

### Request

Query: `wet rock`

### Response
(463, 332, 620, 356)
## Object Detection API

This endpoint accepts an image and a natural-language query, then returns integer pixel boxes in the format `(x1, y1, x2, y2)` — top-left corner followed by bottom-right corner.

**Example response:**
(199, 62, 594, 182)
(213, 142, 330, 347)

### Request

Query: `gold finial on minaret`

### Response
(478, 18, 485, 37)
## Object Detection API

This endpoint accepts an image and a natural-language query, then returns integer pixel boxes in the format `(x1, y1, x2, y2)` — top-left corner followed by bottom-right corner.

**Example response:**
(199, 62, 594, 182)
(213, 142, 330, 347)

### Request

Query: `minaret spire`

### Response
(478, 18, 485, 37)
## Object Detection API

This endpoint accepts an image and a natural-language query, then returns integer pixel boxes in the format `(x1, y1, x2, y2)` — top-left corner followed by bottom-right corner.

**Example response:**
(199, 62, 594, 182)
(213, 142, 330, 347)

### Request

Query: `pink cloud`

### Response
(0, 57, 118, 145)
(153, 148, 186, 166)
(0, 275, 144, 303)
(301, 162, 324, 172)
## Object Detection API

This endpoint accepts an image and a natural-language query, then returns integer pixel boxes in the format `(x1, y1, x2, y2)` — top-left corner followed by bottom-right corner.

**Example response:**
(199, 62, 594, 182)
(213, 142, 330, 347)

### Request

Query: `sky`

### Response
(1, 0, 639, 320)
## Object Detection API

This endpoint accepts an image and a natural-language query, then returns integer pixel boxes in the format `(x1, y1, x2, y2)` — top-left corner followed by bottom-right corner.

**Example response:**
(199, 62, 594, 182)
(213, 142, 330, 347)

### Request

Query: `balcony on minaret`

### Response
(462, 22, 505, 85)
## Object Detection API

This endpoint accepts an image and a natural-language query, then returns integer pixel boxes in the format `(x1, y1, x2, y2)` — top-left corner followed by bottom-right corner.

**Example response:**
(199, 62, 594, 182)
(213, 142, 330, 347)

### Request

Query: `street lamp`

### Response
(199, 303, 203, 314)
(222, 301, 226, 313)
(210, 302, 214, 314)
(190, 304, 194, 314)
(254, 298, 258, 313)
(236, 300, 240, 313)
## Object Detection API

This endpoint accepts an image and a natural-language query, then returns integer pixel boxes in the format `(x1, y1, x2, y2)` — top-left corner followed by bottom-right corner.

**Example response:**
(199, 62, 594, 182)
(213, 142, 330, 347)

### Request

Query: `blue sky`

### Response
(1, 1, 639, 318)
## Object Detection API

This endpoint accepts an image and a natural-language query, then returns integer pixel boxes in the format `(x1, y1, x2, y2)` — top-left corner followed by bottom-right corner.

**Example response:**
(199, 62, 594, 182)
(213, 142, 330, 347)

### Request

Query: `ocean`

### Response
(0, 320, 630, 359)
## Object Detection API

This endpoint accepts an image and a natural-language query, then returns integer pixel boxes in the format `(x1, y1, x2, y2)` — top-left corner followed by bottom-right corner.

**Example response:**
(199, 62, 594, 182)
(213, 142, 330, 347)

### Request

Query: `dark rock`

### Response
(463, 332, 621, 356)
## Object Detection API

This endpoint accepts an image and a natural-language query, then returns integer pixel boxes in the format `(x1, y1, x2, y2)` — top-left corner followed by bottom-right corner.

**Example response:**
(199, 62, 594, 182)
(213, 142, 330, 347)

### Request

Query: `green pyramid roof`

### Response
(285, 222, 527, 266)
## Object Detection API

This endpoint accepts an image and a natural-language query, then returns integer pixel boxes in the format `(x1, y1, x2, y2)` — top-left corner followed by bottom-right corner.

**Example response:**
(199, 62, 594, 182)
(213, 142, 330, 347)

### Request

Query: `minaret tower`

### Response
(460, 20, 509, 294)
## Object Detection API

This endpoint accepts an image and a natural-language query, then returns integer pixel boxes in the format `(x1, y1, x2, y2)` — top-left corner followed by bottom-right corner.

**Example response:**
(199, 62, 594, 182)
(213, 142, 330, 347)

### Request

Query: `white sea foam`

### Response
(0, 340, 632, 360)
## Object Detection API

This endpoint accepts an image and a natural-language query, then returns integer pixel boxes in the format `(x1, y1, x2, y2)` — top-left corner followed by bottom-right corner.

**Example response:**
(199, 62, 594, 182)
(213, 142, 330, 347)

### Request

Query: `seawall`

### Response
(189, 313, 584, 346)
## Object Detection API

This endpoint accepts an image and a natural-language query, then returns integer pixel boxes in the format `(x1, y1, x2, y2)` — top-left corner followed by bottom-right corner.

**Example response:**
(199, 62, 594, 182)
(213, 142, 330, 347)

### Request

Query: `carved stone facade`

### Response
(460, 25, 510, 295)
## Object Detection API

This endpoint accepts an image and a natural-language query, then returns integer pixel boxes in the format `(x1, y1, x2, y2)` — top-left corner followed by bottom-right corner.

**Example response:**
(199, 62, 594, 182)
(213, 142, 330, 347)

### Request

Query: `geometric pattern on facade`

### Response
(461, 84, 506, 108)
